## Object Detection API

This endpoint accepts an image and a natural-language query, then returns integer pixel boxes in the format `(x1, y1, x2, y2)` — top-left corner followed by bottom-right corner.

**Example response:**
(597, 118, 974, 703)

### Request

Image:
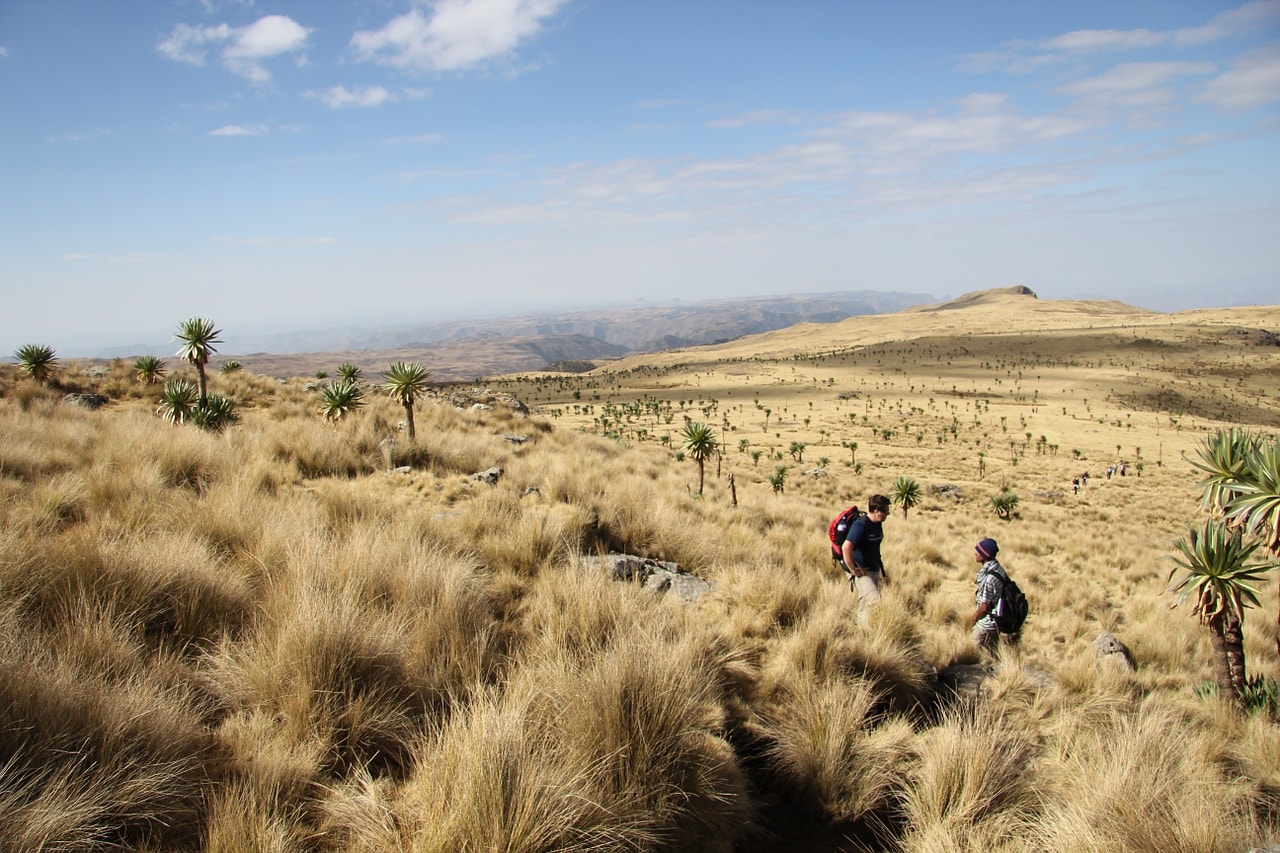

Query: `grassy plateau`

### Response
(2, 288, 1279, 851)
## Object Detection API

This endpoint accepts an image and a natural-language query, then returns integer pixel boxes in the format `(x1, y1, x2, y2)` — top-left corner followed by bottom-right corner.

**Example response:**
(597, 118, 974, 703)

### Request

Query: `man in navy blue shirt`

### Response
(841, 494, 890, 611)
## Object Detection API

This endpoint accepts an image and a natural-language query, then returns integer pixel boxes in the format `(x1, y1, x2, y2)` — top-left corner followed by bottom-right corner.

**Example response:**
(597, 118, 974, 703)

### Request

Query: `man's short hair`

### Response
(868, 494, 891, 514)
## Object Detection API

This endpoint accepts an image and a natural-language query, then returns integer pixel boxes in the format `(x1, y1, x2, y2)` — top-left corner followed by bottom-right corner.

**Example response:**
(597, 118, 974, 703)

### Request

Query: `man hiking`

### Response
(841, 494, 891, 611)
(971, 537, 1027, 654)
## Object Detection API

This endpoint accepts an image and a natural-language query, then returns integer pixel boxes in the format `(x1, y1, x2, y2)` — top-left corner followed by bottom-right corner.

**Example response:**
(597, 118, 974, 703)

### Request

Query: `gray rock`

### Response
(62, 393, 108, 410)
(503, 434, 530, 444)
(470, 466, 503, 484)
(600, 554, 711, 603)
(1094, 631, 1137, 672)
(931, 483, 965, 500)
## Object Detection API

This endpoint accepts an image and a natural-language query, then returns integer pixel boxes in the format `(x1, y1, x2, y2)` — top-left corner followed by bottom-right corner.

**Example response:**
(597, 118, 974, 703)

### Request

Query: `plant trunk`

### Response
(197, 364, 208, 409)
(696, 459, 705, 495)
(1209, 613, 1247, 703)
(404, 402, 416, 440)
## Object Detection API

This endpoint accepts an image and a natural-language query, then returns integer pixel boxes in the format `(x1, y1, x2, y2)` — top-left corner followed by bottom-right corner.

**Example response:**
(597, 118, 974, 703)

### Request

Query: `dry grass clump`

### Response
(897, 704, 1043, 851)
(765, 677, 916, 828)
(0, 604, 221, 850)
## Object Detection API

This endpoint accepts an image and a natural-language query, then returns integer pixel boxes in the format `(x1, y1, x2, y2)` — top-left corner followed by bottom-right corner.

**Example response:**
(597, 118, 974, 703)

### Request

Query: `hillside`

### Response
(201, 290, 934, 382)
(3, 288, 1280, 850)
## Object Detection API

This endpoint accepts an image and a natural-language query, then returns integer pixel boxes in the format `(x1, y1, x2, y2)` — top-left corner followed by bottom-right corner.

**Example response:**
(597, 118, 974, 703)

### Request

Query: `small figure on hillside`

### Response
(1072, 477, 1079, 495)
(971, 537, 1026, 655)
(1106, 466, 1113, 480)
(1081, 471, 1089, 485)
(842, 494, 891, 611)
(1119, 462, 1126, 477)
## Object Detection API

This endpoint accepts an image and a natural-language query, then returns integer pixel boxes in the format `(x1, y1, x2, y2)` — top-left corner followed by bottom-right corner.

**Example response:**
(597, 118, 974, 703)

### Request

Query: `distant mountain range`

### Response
(220, 290, 934, 382)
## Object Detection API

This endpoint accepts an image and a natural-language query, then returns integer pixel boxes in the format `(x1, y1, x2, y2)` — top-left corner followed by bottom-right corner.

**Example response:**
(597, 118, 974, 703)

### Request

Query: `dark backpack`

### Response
(828, 505, 861, 560)
(994, 575, 1029, 634)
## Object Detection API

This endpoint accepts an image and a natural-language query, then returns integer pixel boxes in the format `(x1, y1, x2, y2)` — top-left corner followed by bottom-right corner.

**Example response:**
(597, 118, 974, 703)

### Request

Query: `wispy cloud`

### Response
(444, 94, 1107, 233)
(387, 132, 446, 144)
(307, 85, 392, 109)
(958, 0, 1280, 74)
(707, 110, 806, 129)
(214, 235, 339, 247)
(209, 123, 268, 136)
(48, 127, 114, 144)
(351, 0, 571, 73)
(158, 14, 309, 82)
(1174, 0, 1280, 46)
(1197, 45, 1280, 110)
(63, 251, 171, 264)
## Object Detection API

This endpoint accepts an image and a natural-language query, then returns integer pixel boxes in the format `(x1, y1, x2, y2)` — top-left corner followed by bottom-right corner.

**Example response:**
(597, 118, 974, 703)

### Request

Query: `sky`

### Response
(2, 0, 1279, 356)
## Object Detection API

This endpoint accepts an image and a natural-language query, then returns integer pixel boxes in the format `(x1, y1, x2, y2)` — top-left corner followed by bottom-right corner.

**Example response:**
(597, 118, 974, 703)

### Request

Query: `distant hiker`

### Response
(842, 494, 891, 610)
(1119, 463, 1126, 477)
(1106, 466, 1113, 480)
(1072, 477, 1079, 495)
(971, 537, 1027, 654)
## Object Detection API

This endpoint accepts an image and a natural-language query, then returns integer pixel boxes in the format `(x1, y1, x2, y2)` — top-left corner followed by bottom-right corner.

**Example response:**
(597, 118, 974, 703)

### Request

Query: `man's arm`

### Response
(841, 538, 862, 577)
(971, 600, 992, 627)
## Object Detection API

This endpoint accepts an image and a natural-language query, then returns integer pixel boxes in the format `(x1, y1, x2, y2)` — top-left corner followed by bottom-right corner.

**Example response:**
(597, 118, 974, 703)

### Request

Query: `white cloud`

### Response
(209, 123, 268, 136)
(351, 0, 571, 73)
(157, 22, 232, 65)
(959, 2, 1280, 75)
(1197, 46, 1280, 110)
(1175, 0, 1280, 46)
(0, 47, 9, 58)
(158, 15, 309, 81)
(1061, 61, 1216, 97)
(1043, 28, 1168, 54)
(309, 85, 392, 108)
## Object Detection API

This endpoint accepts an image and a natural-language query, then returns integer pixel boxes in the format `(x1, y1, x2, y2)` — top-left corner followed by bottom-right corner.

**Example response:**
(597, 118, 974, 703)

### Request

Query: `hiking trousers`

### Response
(852, 571, 882, 610)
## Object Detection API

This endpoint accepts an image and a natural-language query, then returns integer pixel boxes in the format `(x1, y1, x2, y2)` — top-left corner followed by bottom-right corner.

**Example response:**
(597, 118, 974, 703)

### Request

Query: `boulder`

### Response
(1094, 631, 1137, 672)
(470, 466, 503, 485)
(62, 393, 108, 410)
(599, 554, 711, 603)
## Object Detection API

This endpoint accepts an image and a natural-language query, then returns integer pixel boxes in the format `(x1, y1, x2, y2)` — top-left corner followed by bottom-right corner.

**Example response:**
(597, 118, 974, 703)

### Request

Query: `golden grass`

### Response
(2, 293, 1279, 849)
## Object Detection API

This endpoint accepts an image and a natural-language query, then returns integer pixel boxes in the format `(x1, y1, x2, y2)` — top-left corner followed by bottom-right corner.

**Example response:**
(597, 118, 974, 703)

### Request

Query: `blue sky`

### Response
(2, 1, 1278, 355)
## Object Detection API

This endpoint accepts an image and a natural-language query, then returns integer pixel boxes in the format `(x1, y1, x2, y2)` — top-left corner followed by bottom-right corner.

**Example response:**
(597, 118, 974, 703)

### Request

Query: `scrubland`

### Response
(3, 291, 1280, 851)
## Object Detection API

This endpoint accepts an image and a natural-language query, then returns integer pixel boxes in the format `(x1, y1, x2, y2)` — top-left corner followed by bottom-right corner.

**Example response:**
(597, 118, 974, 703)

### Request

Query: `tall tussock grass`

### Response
(3, 352, 1280, 850)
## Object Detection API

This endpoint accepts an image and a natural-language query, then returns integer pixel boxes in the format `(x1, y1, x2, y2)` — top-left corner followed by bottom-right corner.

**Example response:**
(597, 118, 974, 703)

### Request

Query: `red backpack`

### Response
(828, 505, 861, 561)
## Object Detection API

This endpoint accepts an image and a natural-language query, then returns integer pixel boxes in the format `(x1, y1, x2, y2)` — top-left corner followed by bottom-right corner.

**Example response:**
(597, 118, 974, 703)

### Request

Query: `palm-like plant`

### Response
(1188, 428, 1258, 515)
(337, 362, 362, 383)
(157, 378, 199, 424)
(321, 380, 365, 422)
(990, 487, 1019, 520)
(384, 362, 431, 439)
(218, 360, 242, 374)
(14, 343, 58, 385)
(1167, 519, 1271, 703)
(890, 476, 921, 519)
(1226, 438, 1280, 555)
(173, 318, 222, 408)
(768, 465, 787, 494)
(192, 393, 237, 431)
(133, 354, 166, 384)
(681, 421, 718, 495)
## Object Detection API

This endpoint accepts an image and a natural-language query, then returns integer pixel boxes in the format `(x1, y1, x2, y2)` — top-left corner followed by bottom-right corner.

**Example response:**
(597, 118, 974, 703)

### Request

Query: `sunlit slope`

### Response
(598, 287, 1280, 370)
